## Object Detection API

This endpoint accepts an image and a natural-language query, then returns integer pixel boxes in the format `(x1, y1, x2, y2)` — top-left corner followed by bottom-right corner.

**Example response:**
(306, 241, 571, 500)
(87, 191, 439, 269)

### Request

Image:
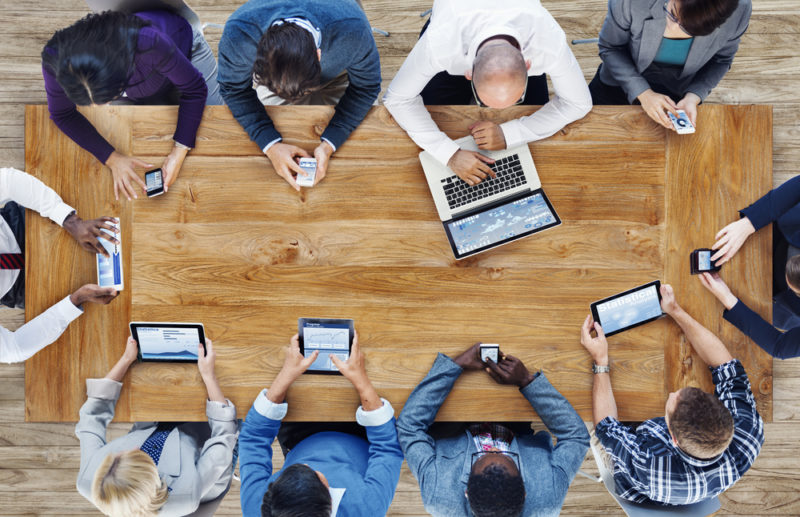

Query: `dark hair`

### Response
(676, 0, 740, 36)
(42, 11, 150, 105)
(786, 255, 800, 291)
(669, 387, 734, 458)
(467, 463, 525, 517)
(261, 464, 331, 517)
(253, 22, 321, 103)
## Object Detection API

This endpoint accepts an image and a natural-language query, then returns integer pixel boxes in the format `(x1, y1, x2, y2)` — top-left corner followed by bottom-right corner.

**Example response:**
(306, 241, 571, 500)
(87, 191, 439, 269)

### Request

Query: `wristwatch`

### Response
(592, 363, 610, 374)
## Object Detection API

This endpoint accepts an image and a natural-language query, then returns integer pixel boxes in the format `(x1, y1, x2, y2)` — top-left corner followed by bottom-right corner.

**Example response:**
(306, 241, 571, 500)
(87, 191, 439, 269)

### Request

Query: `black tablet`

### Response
(590, 281, 663, 337)
(130, 322, 206, 362)
(298, 318, 355, 375)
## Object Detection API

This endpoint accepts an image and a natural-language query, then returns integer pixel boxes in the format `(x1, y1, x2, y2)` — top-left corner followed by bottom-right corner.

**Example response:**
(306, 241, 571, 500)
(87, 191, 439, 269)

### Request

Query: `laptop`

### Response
(419, 136, 561, 259)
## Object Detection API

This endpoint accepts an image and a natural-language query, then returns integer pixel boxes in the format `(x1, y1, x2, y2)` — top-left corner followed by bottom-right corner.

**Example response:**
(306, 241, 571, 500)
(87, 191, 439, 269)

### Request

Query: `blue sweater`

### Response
(239, 405, 403, 517)
(217, 0, 381, 150)
(722, 175, 800, 359)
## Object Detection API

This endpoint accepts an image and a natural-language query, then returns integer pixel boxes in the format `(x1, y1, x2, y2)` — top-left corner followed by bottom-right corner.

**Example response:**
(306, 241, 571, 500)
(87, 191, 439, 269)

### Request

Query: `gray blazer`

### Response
(598, 0, 752, 102)
(76, 378, 239, 516)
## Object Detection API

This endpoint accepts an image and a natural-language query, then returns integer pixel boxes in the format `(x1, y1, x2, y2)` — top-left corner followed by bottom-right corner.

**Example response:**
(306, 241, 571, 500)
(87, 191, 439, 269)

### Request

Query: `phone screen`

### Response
(146, 170, 163, 190)
(698, 250, 712, 270)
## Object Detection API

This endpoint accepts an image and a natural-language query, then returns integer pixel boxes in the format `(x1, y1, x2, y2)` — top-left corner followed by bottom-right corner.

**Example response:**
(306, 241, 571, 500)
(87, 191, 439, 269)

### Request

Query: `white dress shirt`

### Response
(383, 0, 592, 166)
(0, 167, 82, 363)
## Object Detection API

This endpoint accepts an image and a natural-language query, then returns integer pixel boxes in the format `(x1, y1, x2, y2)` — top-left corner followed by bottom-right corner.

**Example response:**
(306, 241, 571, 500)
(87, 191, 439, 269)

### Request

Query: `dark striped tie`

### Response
(0, 253, 23, 270)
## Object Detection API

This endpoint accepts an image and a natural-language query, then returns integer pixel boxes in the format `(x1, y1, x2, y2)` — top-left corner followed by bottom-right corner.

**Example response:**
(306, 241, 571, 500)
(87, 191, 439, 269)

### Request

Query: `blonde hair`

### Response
(91, 450, 168, 517)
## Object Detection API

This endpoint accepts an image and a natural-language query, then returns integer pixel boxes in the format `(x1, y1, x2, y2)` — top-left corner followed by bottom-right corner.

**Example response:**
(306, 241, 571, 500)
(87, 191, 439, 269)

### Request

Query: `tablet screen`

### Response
(301, 321, 351, 372)
(593, 283, 662, 336)
(445, 190, 559, 258)
(136, 326, 202, 361)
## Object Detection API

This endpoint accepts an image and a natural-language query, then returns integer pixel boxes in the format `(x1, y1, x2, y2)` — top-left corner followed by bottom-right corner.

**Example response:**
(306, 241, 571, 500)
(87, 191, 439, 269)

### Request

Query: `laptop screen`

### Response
(443, 189, 560, 259)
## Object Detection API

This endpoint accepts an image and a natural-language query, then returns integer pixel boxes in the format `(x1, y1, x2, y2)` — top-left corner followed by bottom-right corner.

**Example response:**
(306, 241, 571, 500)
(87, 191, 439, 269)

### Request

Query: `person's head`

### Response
(466, 452, 526, 517)
(665, 387, 734, 459)
(261, 463, 331, 517)
(253, 22, 322, 103)
(42, 11, 149, 106)
(667, 0, 740, 36)
(91, 450, 168, 517)
(468, 38, 529, 109)
(785, 255, 800, 296)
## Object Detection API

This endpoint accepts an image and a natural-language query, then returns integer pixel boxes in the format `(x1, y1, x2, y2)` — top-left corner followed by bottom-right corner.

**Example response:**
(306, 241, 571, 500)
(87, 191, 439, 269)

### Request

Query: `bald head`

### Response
(472, 41, 528, 108)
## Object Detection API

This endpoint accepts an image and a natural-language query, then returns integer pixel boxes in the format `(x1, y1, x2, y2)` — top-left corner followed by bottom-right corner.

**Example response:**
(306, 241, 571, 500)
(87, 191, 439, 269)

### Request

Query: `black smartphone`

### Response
(145, 168, 164, 197)
(690, 248, 721, 275)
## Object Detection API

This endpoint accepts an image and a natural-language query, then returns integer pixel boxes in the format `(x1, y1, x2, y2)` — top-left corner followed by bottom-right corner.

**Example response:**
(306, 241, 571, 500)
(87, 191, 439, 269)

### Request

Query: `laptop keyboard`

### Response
(441, 154, 527, 210)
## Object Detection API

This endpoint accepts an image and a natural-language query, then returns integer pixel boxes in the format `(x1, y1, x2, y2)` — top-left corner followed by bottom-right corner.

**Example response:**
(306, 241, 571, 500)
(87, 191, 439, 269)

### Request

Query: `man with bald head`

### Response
(384, 0, 591, 186)
(396, 343, 589, 516)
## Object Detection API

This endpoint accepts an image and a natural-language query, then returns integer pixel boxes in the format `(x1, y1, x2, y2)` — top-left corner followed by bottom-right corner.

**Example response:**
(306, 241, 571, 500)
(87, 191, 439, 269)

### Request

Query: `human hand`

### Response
(452, 342, 488, 370)
(311, 141, 334, 186)
(122, 336, 139, 364)
(447, 149, 496, 186)
(62, 214, 118, 257)
(698, 272, 738, 310)
(265, 143, 312, 192)
(676, 93, 701, 127)
(69, 284, 118, 307)
(637, 89, 679, 130)
(711, 217, 756, 266)
(580, 314, 609, 366)
(105, 151, 150, 201)
(161, 145, 189, 192)
(658, 283, 682, 316)
(197, 338, 215, 379)
(469, 121, 506, 151)
(330, 331, 369, 385)
(279, 334, 318, 381)
(485, 354, 535, 388)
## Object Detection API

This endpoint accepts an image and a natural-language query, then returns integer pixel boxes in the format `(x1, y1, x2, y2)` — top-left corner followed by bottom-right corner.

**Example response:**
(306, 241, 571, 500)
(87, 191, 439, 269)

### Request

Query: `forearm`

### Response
(266, 370, 295, 404)
(592, 371, 617, 427)
(104, 355, 135, 382)
(354, 378, 382, 411)
(202, 374, 226, 404)
(670, 307, 734, 367)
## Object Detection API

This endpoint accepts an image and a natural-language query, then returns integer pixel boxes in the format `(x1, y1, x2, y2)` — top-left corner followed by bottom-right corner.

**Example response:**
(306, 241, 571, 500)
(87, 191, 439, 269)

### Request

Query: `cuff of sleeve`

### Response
(710, 358, 743, 382)
(739, 206, 767, 232)
(356, 398, 394, 427)
(51, 204, 76, 226)
(86, 378, 123, 400)
(320, 127, 348, 150)
(518, 370, 543, 393)
(499, 119, 527, 149)
(261, 137, 283, 154)
(320, 137, 337, 153)
(722, 299, 745, 324)
(432, 139, 462, 168)
(96, 145, 115, 166)
(595, 415, 622, 437)
(626, 80, 653, 104)
(253, 389, 288, 420)
(55, 295, 84, 320)
(206, 398, 237, 421)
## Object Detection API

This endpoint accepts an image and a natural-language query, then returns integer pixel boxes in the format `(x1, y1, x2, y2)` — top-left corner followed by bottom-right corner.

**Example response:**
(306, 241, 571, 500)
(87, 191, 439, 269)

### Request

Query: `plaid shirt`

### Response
(595, 359, 764, 505)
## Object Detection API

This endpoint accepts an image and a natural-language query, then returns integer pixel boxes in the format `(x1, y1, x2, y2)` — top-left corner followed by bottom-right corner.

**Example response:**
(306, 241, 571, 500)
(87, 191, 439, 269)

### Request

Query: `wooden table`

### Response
(24, 104, 773, 423)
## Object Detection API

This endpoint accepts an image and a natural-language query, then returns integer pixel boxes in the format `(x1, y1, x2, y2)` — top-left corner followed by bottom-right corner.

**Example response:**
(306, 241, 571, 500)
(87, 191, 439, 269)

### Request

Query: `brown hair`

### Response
(668, 387, 734, 459)
(253, 22, 321, 103)
(676, 0, 740, 36)
(91, 450, 168, 517)
(785, 255, 800, 291)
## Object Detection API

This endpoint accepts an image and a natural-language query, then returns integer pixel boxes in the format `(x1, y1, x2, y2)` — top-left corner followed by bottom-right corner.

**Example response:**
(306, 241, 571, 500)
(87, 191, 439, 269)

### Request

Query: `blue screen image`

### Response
(596, 285, 662, 334)
(303, 322, 351, 371)
(698, 251, 711, 270)
(447, 193, 556, 255)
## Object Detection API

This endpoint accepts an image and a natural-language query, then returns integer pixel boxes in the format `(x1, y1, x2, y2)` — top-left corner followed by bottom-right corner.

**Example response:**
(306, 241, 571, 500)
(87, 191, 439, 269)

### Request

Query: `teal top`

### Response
(653, 37, 694, 66)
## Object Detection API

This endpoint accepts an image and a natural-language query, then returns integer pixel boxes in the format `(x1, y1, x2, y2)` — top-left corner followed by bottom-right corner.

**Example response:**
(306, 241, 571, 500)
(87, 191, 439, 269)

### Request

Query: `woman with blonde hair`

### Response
(76, 336, 238, 516)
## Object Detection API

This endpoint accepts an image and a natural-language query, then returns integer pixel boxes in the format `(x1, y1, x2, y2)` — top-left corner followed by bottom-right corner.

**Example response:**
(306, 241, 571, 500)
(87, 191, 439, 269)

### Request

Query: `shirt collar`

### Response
(467, 25, 524, 64)
(271, 17, 322, 48)
(329, 487, 346, 516)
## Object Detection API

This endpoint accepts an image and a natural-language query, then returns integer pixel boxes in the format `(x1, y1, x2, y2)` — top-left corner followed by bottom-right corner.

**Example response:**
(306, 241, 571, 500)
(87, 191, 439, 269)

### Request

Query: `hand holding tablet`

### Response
(130, 322, 206, 362)
(590, 281, 664, 336)
(298, 318, 355, 374)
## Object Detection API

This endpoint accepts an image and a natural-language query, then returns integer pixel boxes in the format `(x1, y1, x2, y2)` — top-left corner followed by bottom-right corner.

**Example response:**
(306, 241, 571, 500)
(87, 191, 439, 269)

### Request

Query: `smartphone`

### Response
(479, 343, 499, 363)
(297, 158, 317, 187)
(668, 110, 695, 135)
(144, 168, 164, 197)
(690, 248, 721, 275)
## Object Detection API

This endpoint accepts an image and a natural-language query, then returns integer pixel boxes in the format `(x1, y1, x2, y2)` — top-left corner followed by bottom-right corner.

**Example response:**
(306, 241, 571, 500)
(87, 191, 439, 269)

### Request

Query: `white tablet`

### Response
(130, 322, 206, 362)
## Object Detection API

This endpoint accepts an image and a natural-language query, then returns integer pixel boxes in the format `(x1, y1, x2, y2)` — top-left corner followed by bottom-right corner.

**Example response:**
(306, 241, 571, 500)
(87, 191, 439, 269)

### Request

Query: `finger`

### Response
(204, 338, 213, 354)
(699, 272, 711, 288)
(100, 216, 118, 225)
(279, 170, 301, 192)
(290, 334, 300, 348)
(197, 342, 205, 359)
(122, 178, 135, 200)
(292, 147, 312, 158)
(474, 153, 495, 165)
(131, 158, 153, 168)
(330, 353, 344, 370)
(303, 350, 319, 367)
(581, 315, 593, 340)
(113, 181, 120, 202)
(97, 230, 119, 246)
(486, 358, 506, 377)
(485, 366, 504, 383)
(594, 322, 606, 339)
(658, 109, 674, 130)
(132, 173, 147, 192)
(472, 166, 488, 180)
(93, 241, 109, 257)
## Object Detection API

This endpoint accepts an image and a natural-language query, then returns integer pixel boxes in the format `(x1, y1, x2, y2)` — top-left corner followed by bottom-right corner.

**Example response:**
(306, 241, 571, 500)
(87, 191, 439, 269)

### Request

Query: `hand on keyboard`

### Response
(447, 149, 496, 186)
(470, 120, 506, 151)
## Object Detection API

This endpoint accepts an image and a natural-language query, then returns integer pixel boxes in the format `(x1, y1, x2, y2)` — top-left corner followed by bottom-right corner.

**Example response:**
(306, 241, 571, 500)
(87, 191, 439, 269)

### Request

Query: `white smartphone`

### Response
(96, 219, 123, 290)
(668, 110, 695, 134)
(479, 343, 499, 363)
(297, 158, 317, 187)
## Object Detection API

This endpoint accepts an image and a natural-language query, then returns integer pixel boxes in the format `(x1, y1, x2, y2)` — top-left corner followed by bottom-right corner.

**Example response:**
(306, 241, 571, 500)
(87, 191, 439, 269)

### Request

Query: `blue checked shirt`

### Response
(595, 359, 764, 505)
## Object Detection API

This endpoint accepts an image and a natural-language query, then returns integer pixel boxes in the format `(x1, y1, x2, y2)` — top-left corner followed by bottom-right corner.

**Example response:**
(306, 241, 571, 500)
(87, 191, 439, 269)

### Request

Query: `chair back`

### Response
(590, 440, 722, 517)
(84, 0, 201, 31)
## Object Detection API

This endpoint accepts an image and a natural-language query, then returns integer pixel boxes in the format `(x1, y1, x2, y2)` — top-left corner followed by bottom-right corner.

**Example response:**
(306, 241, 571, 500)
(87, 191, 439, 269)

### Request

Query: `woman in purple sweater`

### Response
(42, 10, 221, 200)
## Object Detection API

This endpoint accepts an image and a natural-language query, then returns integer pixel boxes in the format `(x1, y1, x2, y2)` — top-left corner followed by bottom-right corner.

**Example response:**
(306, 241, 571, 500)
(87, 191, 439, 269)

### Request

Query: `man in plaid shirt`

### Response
(579, 283, 764, 505)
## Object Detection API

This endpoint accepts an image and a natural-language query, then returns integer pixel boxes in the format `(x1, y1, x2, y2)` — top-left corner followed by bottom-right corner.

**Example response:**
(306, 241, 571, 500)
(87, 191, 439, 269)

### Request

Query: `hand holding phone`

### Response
(144, 168, 165, 197)
(479, 343, 499, 363)
(297, 158, 317, 187)
(668, 110, 696, 134)
(690, 248, 722, 275)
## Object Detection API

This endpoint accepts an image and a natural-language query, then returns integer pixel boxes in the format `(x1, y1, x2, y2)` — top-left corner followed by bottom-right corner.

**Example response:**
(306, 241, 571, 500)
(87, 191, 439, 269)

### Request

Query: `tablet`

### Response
(590, 281, 663, 337)
(130, 322, 206, 362)
(298, 318, 354, 374)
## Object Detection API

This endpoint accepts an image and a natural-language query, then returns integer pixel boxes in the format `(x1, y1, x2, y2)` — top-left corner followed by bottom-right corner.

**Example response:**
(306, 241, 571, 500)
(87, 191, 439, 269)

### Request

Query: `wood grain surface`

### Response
(25, 104, 772, 423)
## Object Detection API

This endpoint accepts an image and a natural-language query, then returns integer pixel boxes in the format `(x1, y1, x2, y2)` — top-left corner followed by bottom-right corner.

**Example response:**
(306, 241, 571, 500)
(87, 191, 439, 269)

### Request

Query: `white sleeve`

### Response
(499, 41, 592, 148)
(382, 38, 461, 166)
(0, 168, 75, 226)
(0, 296, 83, 363)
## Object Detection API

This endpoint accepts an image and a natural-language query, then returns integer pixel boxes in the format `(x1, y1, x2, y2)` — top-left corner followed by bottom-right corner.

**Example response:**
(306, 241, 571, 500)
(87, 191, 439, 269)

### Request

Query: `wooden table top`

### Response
(24, 104, 773, 423)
